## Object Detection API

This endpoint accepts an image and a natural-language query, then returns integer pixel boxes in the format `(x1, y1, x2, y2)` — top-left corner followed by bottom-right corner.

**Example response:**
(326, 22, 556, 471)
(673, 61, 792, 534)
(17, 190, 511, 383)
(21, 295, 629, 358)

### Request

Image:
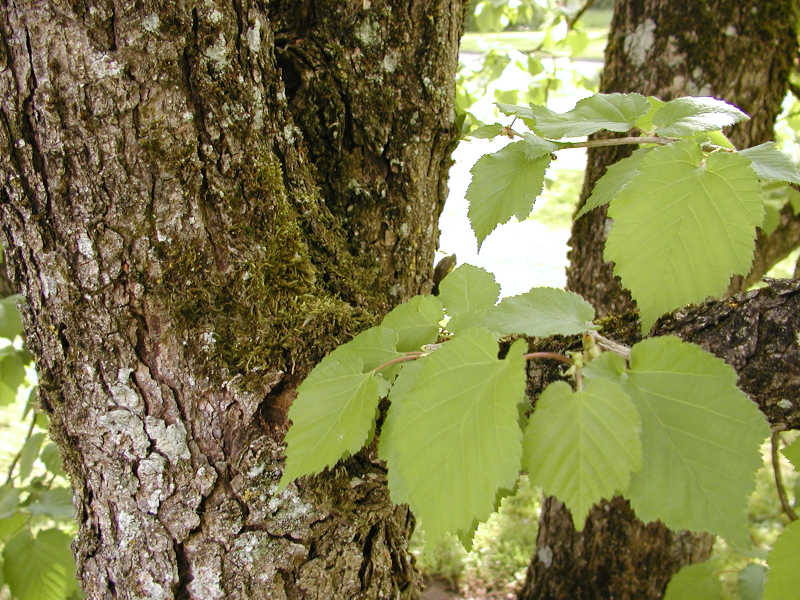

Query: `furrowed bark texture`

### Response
(519, 280, 800, 600)
(522, 1, 798, 598)
(0, 1, 465, 598)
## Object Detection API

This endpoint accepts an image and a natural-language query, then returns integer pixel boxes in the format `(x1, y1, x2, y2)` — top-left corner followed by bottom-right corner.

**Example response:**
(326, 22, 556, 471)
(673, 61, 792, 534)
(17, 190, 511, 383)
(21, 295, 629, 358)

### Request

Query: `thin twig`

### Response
(589, 331, 631, 360)
(555, 135, 677, 149)
(523, 351, 573, 365)
(372, 352, 424, 374)
(771, 430, 798, 522)
(567, 0, 597, 29)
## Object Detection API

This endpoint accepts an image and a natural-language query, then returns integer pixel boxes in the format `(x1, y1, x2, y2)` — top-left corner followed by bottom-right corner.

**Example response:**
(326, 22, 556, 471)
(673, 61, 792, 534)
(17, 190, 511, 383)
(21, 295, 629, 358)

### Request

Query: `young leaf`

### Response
(582, 352, 627, 383)
(781, 436, 800, 471)
(279, 326, 400, 488)
(740, 142, 800, 185)
(26, 487, 74, 521)
(522, 379, 641, 530)
(0, 485, 21, 519)
(39, 443, 65, 478)
(437, 264, 500, 333)
(381, 295, 443, 352)
(466, 123, 506, 139)
(652, 96, 749, 137)
(479, 287, 596, 337)
(763, 520, 800, 600)
(466, 140, 551, 248)
(624, 337, 769, 545)
(379, 331, 526, 544)
(0, 346, 26, 406)
(3, 528, 78, 600)
(604, 140, 763, 332)
(664, 561, 722, 600)
(574, 148, 650, 220)
(633, 96, 665, 132)
(525, 92, 650, 138)
(496, 102, 537, 128)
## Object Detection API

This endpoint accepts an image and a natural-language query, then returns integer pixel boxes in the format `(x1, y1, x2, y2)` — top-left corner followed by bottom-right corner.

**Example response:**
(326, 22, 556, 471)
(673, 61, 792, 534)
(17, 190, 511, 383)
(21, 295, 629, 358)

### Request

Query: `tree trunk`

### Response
(521, 1, 798, 599)
(0, 2, 465, 598)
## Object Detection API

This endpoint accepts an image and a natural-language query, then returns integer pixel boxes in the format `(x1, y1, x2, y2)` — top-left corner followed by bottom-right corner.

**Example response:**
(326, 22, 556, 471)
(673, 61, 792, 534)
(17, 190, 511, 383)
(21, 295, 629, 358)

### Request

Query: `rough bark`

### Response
(519, 279, 800, 600)
(0, 1, 465, 598)
(522, 1, 798, 598)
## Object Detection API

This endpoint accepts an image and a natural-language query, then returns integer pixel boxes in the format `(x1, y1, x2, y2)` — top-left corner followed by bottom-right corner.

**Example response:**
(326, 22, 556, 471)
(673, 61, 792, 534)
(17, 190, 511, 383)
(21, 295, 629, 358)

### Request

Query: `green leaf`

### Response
(781, 436, 800, 471)
(17, 432, 46, 482)
(604, 140, 763, 332)
(664, 561, 722, 600)
(379, 331, 526, 544)
(40, 443, 66, 478)
(3, 528, 78, 600)
(522, 379, 641, 530)
(574, 148, 650, 220)
(496, 102, 537, 128)
(0, 512, 27, 544)
(582, 352, 627, 383)
(438, 264, 500, 333)
(740, 142, 800, 185)
(466, 140, 551, 248)
(0, 346, 26, 406)
(479, 287, 596, 337)
(763, 520, 800, 600)
(526, 93, 650, 138)
(467, 123, 505, 139)
(624, 337, 769, 545)
(26, 487, 74, 521)
(652, 96, 749, 137)
(738, 563, 765, 600)
(0, 485, 21, 519)
(381, 295, 443, 353)
(279, 327, 401, 488)
(0, 294, 23, 340)
(633, 96, 666, 132)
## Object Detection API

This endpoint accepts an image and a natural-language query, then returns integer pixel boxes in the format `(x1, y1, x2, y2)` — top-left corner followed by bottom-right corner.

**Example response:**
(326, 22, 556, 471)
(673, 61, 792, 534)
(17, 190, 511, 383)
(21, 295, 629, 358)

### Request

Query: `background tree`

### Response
(521, 1, 799, 599)
(0, 1, 465, 598)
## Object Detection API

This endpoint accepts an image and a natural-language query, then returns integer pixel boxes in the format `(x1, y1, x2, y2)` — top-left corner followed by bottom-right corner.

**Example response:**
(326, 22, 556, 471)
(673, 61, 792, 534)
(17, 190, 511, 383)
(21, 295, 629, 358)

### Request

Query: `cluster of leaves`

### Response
(282, 93, 800, 598)
(0, 296, 80, 600)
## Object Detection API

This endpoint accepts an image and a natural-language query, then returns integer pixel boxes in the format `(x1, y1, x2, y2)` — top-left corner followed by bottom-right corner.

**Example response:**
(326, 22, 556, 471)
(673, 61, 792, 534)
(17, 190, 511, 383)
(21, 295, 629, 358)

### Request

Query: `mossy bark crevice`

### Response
(0, 1, 466, 598)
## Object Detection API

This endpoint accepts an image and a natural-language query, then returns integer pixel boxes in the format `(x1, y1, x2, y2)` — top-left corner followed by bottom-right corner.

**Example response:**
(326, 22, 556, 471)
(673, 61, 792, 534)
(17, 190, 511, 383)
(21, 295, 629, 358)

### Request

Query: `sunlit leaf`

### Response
(781, 436, 800, 471)
(575, 148, 650, 220)
(526, 92, 650, 138)
(26, 487, 74, 521)
(604, 140, 763, 332)
(17, 432, 46, 482)
(740, 142, 800, 185)
(379, 332, 526, 544)
(466, 140, 551, 248)
(438, 264, 500, 333)
(381, 295, 443, 352)
(0, 294, 23, 340)
(479, 287, 596, 337)
(624, 337, 769, 545)
(523, 379, 641, 530)
(652, 96, 749, 137)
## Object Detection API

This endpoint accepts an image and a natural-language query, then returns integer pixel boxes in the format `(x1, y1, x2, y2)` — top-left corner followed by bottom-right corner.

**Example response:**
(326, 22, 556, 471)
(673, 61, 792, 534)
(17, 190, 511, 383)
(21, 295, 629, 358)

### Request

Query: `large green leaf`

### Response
(652, 97, 749, 137)
(379, 331, 526, 544)
(380, 295, 443, 352)
(479, 287, 596, 337)
(522, 379, 641, 530)
(664, 561, 722, 600)
(525, 92, 650, 138)
(466, 140, 551, 248)
(574, 148, 649, 220)
(624, 337, 769, 545)
(0, 513, 26, 545)
(763, 520, 800, 600)
(437, 264, 500, 333)
(0, 294, 23, 340)
(740, 142, 800, 185)
(3, 528, 78, 600)
(604, 140, 763, 332)
(279, 326, 400, 488)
